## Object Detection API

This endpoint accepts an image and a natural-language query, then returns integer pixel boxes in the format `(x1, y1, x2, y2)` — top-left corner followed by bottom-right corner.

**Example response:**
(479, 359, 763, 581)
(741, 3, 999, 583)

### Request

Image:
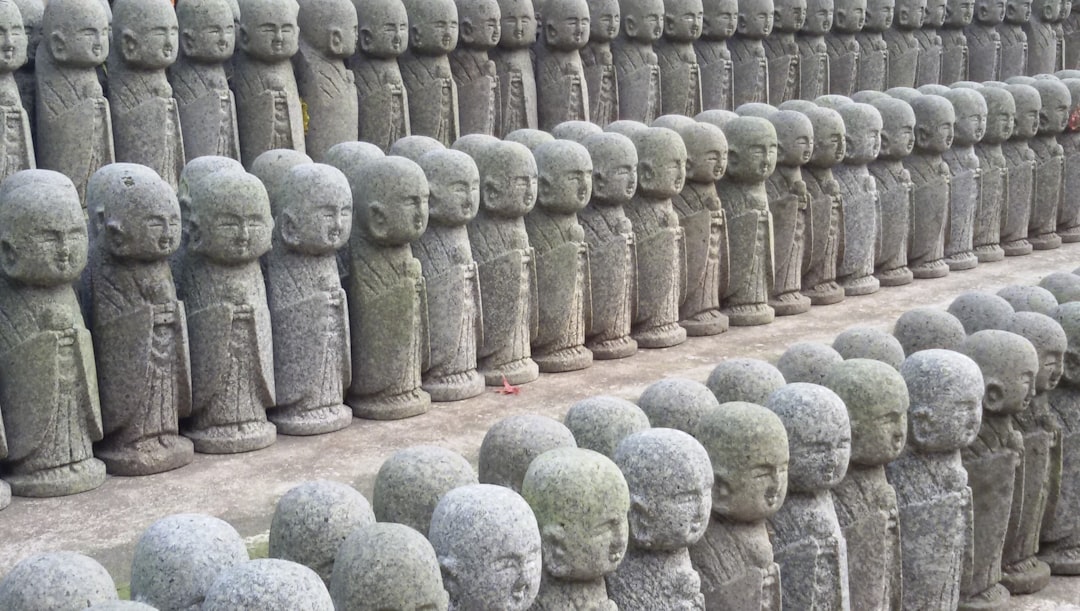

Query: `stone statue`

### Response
(716, 116, 776, 326)
(638, 376, 722, 434)
(657, 0, 705, 115)
(1025, 0, 1060, 73)
(823, 359, 908, 611)
(883, 0, 924, 88)
(1063, 0, 1080, 65)
(1027, 77, 1069, 250)
(866, 98, 914, 287)
(777, 340, 844, 383)
(903, 94, 953, 279)
(171, 156, 246, 287)
(997, 82, 1039, 256)
(942, 0, 974, 82)
(492, 0, 538, 135)
(0, 0, 32, 184)
(536, 0, 591, 130)
(526, 140, 593, 372)
(0, 170, 104, 496)
(765, 383, 852, 611)
(696, 0, 736, 109)
(351, 0, 410, 151)
(390, 135, 446, 161)
(887, 349, 982, 611)
(612, 0, 664, 122)
(1041, 303, 1080, 575)
(429, 484, 543, 611)
(965, 1, 1004, 82)
(706, 358, 786, 404)
(329, 523, 450, 611)
(940, 87, 985, 273)
(582, 0, 621, 126)
(796, 0, 832, 100)
(201, 559, 334, 611)
(553, 119, 604, 141)
(35, 0, 114, 205)
(825, 0, 864, 96)
(763, 0, 804, 103)
(1057, 77, 1080, 242)
(997, 0, 1033, 78)
(478, 414, 577, 492)
(949, 290, 1017, 333)
(178, 168, 277, 453)
(914, 0, 944, 84)
(372, 445, 477, 534)
(765, 109, 812, 316)
(450, 0, 500, 137)
(801, 105, 846, 304)
(579, 132, 638, 359)
(249, 149, 314, 224)
(998, 284, 1059, 315)
(505, 127, 555, 149)
(292, 0, 359, 161)
(893, 306, 968, 355)
(414, 149, 485, 401)
(729, 0, 772, 106)
(88, 165, 193, 476)
(521, 447, 629, 611)
(832, 326, 906, 368)
(564, 395, 650, 457)
(1056, 0, 1068, 68)
(688, 401, 786, 610)
(0, 552, 118, 609)
(834, 102, 882, 297)
(1042, 269, 1080, 301)
(170, 0, 240, 162)
(11, 0, 40, 131)
(853, 0, 890, 90)
(968, 84, 1011, 262)
(399, 0, 460, 147)
(608, 429, 711, 610)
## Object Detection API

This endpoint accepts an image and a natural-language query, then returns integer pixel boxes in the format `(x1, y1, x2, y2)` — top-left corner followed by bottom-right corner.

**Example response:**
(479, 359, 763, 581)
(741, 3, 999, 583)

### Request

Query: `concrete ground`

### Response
(4, 244, 1080, 608)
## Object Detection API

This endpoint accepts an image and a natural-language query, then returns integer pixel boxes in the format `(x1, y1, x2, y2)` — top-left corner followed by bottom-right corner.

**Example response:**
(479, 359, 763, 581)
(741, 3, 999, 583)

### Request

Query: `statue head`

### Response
(765, 383, 851, 492)
(838, 103, 882, 164)
(770, 109, 815, 167)
(0, 170, 87, 286)
(662, 0, 705, 40)
(355, 0, 409, 58)
(298, 0, 358, 59)
(325, 141, 386, 174)
(1041, 271, 1080, 303)
(948, 291, 1016, 333)
(702, 0, 741, 36)
(419, 149, 481, 227)
(349, 156, 429, 245)
(676, 121, 728, 183)
(176, 156, 244, 247)
(275, 163, 353, 255)
(972, 0, 1005, 22)
(1033, 77, 1071, 135)
(111, 0, 178, 70)
(620, 0, 666, 41)
(588, 0, 621, 40)
(429, 485, 542, 611)
(959, 330, 1038, 417)
(329, 523, 450, 611)
(11, 0, 41, 67)
(201, 559, 334, 610)
(870, 97, 916, 159)
(389, 135, 446, 162)
(479, 414, 578, 492)
(1062, 77, 1080, 133)
(707, 359, 787, 405)
(911, 94, 955, 153)
(0, 0, 27, 72)
(833, 0, 867, 31)
(977, 85, 1016, 143)
(372, 445, 478, 535)
(403, 0, 459, 54)
(583, 131, 638, 205)
(832, 326, 906, 369)
(944, 0, 975, 24)
(636, 377, 720, 435)
(893, 307, 967, 355)
(1033, 0, 1060, 19)
(801, 0, 834, 33)
(777, 341, 844, 384)
(250, 148, 314, 212)
(238, 0, 299, 60)
(631, 126, 688, 197)
(852, 90, 890, 103)
(564, 395, 651, 458)
(736, 0, 774, 36)
(504, 128, 555, 150)
(721, 116, 778, 182)
(1005, 311, 1067, 393)
(943, 87, 987, 146)
(476, 140, 538, 218)
(551, 119, 604, 142)
(1004, 0, 1032, 23)
(456, 0, 501, 49)
(534, 139, 593, 213)
(542, 0, 591, 49)
(735, 101, 778, 118)
(176, 0, 236, 62)
(894, 0, 927, 27)
(497, 0, 537, 48)
(923, 0, 947, 24)
(0, 553, 116, 610)
(187, 169, 274, 264)
(614, 428, 712, 553)
(698, 401, 789, 521)
(521, 447, 631, 580)
(87, 163, 143, 243)
(1053, 302, 1080, 388)
(823, 359, 910, 467)
(772, 0, 808, 31)
(805, 106, 846, 168)
(99, 164, 182, 263)
(42, 0, 110, 68)
(900, 349, 983, 452)
(998, 284, 1059, 315)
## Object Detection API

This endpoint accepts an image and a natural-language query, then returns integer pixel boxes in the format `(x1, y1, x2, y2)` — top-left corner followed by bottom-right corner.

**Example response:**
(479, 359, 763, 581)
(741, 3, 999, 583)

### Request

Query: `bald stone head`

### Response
(552, 120, 604, 142)
(419, 149, 481, 227)
(978, 85, 1017, 144)
(1032, 77, 1071, 135)
(900, 349, 983, 452)
(959, 330, 1038, 417)
(504, 128, 555, 150)
(389, 135, 446, 161)
(943, 87, 988, 147)
(1005, 311, 1067, 393)
(765, 383, 851, 492)
(997, 284, 1059, 315)
(838, 103, 882, 164)
(330, 523, 450, 611)
(871, 97, 916, 159)
(636, 377, 719, 436)
(805, 106, 847, 168)
(275, 163, 353, 255)
(0, 0, 27, 72)
(0, 170, 87, 286)
(621, 0, 665, 41)
(98, 164, 182, 263)
(177, 0, 235, 62)
(910, 94, 955, 153)
(770, 109, 815, 167)
(456, 0, 501, 50)
(583, 131, 639, 205)
(823, 359, 909, 466)
(948, 291, 1016, 334)
(355, 0, 409, 58)
(250, 149, 314, 211)
(477, 140, 538, 218)
(542, 0, 591, 50)
(534, 139, 593, 213)
(237, 0, 300, 60)
(706, 358, 787, 405)
(832, 326, 906, 369)
(893, 307, 967, 355)
(777, 341, 844, 384)
(479, 414, 577, 492)
(42, 0, 110, 68)
(1040, 271, 1080, 303)
(348, 156, 429, 244)
(721, 116, 778, 182)
(372, 445, 478, 535)
(111, 0, 179, 70)
(677, 121, 728, 183)
(497, 0, 537, 49)
(565, 395, 650, 457)
(1053, 302, 1080, 387)
(631, 126, 688, 197)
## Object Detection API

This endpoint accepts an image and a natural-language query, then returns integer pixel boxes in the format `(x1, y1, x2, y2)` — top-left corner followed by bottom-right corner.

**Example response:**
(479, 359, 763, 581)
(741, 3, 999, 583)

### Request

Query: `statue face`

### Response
(1040, 92, 1070, 134)
(240, 6, 299, 59)
(804, 0, 834, 32)
(953, 104, 987, 144)
(484, 163, 538, 217)
(1036, 347, 1065, 392)
(909, 386, 981, 452)
(712, 445, 788, 522)
(545, 0, 591, 49)
(849, 396, 907, 466)
(499, 0, 537, 47)
(865, 0, 894, 28)
(364, 183, 429, 244)
(461, 0, 501, 48)
(975, 0, 1005, 22)
(0, 4, 26, 72)
(2, 201, 88, 286)
(923, 0, 947, 24)
(896, 0, 927, 26)
(945, 0, 975, 24)
(631, 471, 711, 549)
(411, 4, 459, 53)
(283, 192, 352, 254)
(539, 164, 592, 212)
(738, 0, 774, 36)
(197, 197, 273, 262)
(542, 504, 629, 579)
(639, 147, 687, 196)
(446, 534, 541, 611)
(846, 123, 881, 162)
(788, 420, 850, 490)
(687, 146, 727, 181)
(1014, 99, 1040, 138)
(592, 159, 638, 202)
(181, 4, 236, 62)
(703, 0, 740, 37)
(625, 0, 666, 41)
(360, 3, 409, 57)
(51, 13, 110, 67)
(108, 197, 182, 262)
(813, 119, 846, 165)
(1063, 342, 1080, 387)
(880, 115, 915, 157)
(986, 103, 1015, 141)
(729, 139, 777, 181)
(916, 114, 954, 152)
(1038, 0, 1061, 19)
(21, 4, 42, 65)
(665, 0, 705, 40)
(834, 0, 867, 30)
(778, 130, 813, 165)
(1005, 0, 1032, 22)
(991, 366, 1036, 415)
(428, 174, 480, 226)
(589, 0, 621, 41)
(120, 11, 180, 69)
(774, 0, 808, 30)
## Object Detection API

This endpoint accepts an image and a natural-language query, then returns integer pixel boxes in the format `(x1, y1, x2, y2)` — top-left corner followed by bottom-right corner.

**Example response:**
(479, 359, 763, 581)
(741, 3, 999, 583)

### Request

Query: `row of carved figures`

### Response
(7, 0, 1080, 204)
(4, 277, 1080, 611)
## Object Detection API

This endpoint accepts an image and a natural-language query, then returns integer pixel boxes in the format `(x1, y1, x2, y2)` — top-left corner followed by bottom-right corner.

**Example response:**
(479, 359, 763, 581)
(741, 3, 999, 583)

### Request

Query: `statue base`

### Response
(1029, 232, 1062, 250)
(680, 309, 730, 336)
(771, 291, 812, 316)
(480, 357, 540, 386)
(95, 434, 195, 476)
(348, 387, 432, 420)
(587, 335, 638, 360)
(632, 322, 688, 349)
(839, 273, 881, 296)
(534, 344, 594, 373)
(1058, 225, 1080, 243)
(423, 369, 486, 402)
(875, 265, 914, 286)
(1040, 543, 1080, 575)
(1002, 239, 1034, 256)
(945, 252, 979, 271)
(975, 244, 1006, 262)
(5, 458, 106, 497)
(723, 303, 776, 326)
(910, 259, 950, 279)
(1000, 556, 1052, 594)
(958, 583, 1011, 611)
(268, 403, 353, 436)
(185, 421, 277, 454)
(802, 281, 846, 305)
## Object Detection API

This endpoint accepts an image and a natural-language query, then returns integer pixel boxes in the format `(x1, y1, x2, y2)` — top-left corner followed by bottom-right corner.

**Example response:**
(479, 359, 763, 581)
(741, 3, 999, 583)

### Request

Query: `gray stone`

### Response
(171, 156, 245, 286)
(330, 522, 450, 611)
(606, 117, 652, 137)
(855, 0, 891, 90)
(941, 88, 986, 272)
(1041, 270, 1080, 302)
(697, 0, 736, 109)
(294, 0, 359, 161)
(1041, 302, 1080, 575)
(551, 119, 603, 141)
(868, 96, 916, 286)
(914, 0, 945, 85)
(893, 307, 968, 355)
(1028, 78, 1070, 251)
(11, 0, 41, 135)
(429, 484, 543, 611)
(0, 0, 31, 185)
(728, 0, 772, 107)
(814, 93, 854, 108)
(564, 395, 651, 457)
(372, 445, 477, 534)
(886, 349, 983, 611)
(776, 341, 844, 384)
(762, 0, 801, 103)
(178, 168, 277, 454)
(324, 142, 385, 280)
(202, 558, 334, 610)
(825, 0, 864, 96)
(521, 447, 629, 610)
(735, 101, 779, 117)
(388, 134, 445, 161)
(823, 359, 908, 611)
(801, 106, 847, 304)
(706, 358, 786, 405)
(832, 326, 906, 369)
(87, 603, 158, 611)
(998, 284, 1060, 314)
(0, 552, 117, 610)
(478, 414, 577, 492)
(492, 0, 538, 135)
(1025, 0, 1060, 73)
(350, 0, 410, 151)
(88, 164, 194, 475)
(400, 0, 459, 146)
(250, 149, 315, 212)
(884, 0, 921, 89)
(795, 0, 831, 100)
(450, 0, 499, 136)
(766, 109, 814, 315)
(834, 102, 884, 296)
(656, 0, 705, 114)
(582, 0, 620, 126)
(971, 85, 1014, 263)
(903, 94, 954, 279)
(965, 0, 1004, 82)
(612, 0, 664, 123)
(635, 376, 722, 438)
(997, 82, 1040, 256)
(1057, 77, 1080, 243)
(948, 290, 1016, 334)
(503, 127, 555, 150)
(269, 480, 376, 583)
(536, 0, 591, 130)
(130, 513, 249, 611)
(765, 383, 853, 611)
(608, 428, 711, 610)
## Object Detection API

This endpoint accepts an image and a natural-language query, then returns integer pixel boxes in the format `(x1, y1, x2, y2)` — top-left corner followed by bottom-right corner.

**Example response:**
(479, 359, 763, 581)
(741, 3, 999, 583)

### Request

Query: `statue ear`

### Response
(628, 498, 652, 544)
(538, 175, 552, 201)
(105, 219, 127, 249)
(359, 27, 374, 52)
(238, 24, 250, 50)
(736, 13, 748, 31)
(978, 2, 989, 17)
(545, 22, 558, 43)
(49, 31, 67, 62)
(540, 522, 567, 568)
(328, 27, 345, 55)
(483, 178, 501, 205)
(593, 170, 606, 192)
(623, 14, 638, 36)
(280, 210, 300, 247)
(984, 380, 1004, 411)
(368, 201, 389, 237)
(410, 24, 423, 48)
(879, 131, 891, 152)
(187, 219, 203, 250)
(438, 555, 461, 602)
(712, 476, 733, 514)
(916, 124, 931, 143)
(121, 29, 139, 61)
(460, 18, 475, 43)
(0, 238, 17, 271)
(726, 150, 740, 171)
(639, 160, 655, 182)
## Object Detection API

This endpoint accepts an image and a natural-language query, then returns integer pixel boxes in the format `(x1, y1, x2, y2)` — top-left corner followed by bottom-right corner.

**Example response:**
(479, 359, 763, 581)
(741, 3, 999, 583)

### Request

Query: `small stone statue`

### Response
(1056, 77, 1080, 242)
(949, 290, 1017, 333)
(997, 284, 1059, 315)
(955, 330, 1037, 611)
(451, 0, 500, 137)
(264, 164, 353, 435)
(903, 93, 953, 279)
(521, 447, 630, 611)
(170, 0, 240, 162)
(292, 0, 359, 161)
(854, 0, 890, 91)
(399, 0, 460, 147)
(0, 552, 118, 609)
(998, 82, 1039, 256)
(832, 326, 906, 368)
(706, 358, 786, 404)
(966, 0, 1004, 81)
(492, 0, 538, 135)
(414, 149, 485, 401)
(717, 116, 777, 325)
(1028, 77, 1069, 250)
(765, 383, 853, 611)
(526, 140, 593, 372)
(35, 0, 114, 205)
(823, 359, 907, 611)
(536, 0, 591, 130)
(11, 0, 40, 130)
(1041, 302, 1080, 575)
(0, 170, 104, 496)
(970, 84, 1013, 262)
(580, 132, 638, 359)
(834, 102, 883, 296)
(89, 165, 194, 476)
(390, 134, 446, 161)
(696, 0, 736, 109)
(796, 0, 832, 100)
(886, 349, 982, 611)
(1041, 269, 1080, 302)
(763, 0, 804, 103)
(689, 401, 786, 611)
(1025, 0, 1060, 73)
(729, 0, 772, 106)
(351, 0, 410, 151)
(582, 0, 621, 126)
(893, 306, 968, 355)
(997, 0, 1033, 78)
(201, 559, 334, 611)
(612, 0, 664, 122)
(801, 105, 846, 304)
(883, 0, 924, 88)
(914, 0, 945, 84)
(941, 0, 974, 82)
(608, 429, 711, 610)
(329, 523, 450, 611)
(825, 0, 864, 96)
(942, 87, 986, 272)
(867, 96, 915, 286)
(469, 139, 540, 384)
(179, 168, 277, 453)
(478, 414, 577, 492)
(1064, 0, 1080, 66)
(429, 484, 543, 611)
(638, 376, 721, 434)
(658, 0, 706, 116)
(765, 109, 812, 315)
(372, 445, 477, 534)
(776, 340, 844, 383)
(0, 0, 31, 184)
(565, 395, 651, 457)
